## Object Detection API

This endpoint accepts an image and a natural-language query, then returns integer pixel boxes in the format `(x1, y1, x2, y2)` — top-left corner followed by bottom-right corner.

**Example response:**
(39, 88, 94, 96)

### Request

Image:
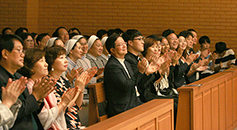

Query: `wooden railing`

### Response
(176, 67, 237, 130)
(87, 99, 174, 130)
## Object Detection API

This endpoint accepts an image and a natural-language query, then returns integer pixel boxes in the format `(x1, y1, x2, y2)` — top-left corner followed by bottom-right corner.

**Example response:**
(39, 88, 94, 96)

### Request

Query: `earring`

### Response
(51, 68, 54, 71)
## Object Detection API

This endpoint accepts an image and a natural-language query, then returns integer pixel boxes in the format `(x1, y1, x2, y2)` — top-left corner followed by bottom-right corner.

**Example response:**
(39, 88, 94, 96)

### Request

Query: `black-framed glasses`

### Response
(133, 36, 145, 41)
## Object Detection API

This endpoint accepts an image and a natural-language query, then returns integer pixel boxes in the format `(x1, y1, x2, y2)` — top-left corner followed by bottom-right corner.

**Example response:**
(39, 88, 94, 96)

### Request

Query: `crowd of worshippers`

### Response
(0, 26, 236, 130)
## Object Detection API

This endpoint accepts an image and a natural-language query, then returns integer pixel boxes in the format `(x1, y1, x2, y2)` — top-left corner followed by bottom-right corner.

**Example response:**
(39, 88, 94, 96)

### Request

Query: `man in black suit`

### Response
(0, 34, 53, 129)
(104, 34, 157, 117)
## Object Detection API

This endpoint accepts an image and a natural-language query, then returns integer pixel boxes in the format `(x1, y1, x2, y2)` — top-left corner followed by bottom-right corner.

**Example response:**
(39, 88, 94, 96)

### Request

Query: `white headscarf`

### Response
(65, 39, 78, 55)
(46, 37, 58, 47)
(101, 36, 108, 46)
(87, 35, 99, 50)
(72, 35, 84, 41)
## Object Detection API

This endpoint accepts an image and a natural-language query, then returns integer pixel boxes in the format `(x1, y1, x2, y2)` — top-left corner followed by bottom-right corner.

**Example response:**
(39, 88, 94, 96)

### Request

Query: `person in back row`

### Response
(212, 41, 236, 72)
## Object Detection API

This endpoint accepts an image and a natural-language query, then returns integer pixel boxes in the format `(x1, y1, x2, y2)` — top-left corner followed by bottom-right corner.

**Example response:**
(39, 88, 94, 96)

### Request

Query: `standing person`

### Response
(45, 46, 96, 129)
(104, 34, 158, 117)
(0, 34, 54, 129)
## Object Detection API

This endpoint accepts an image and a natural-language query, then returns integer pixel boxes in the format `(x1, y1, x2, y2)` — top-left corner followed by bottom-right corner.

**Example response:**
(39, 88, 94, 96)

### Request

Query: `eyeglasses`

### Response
(133, 36, 145, 41)
(14, 49, 25, 54)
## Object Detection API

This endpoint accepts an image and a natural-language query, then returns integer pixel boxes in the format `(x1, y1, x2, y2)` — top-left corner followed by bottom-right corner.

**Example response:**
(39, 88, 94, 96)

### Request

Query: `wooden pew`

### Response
(88, 82, 108, 126)
(176, 67, 237, 130)
(87, 99, 174, 130)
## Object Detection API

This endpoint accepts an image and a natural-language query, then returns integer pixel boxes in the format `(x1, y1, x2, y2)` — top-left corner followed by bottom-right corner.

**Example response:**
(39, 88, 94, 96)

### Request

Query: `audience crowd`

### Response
(0, 26, 236, 130)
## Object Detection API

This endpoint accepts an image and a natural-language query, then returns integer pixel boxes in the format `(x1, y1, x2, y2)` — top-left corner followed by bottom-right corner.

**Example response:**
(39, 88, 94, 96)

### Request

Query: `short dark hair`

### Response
(146, 34, 160, 41)
(69, 32, 78, 39)
(114, 28, 124, 35)
(68, 27, 81, 35)
(15, 27, 28, 35)
(106, 34, 120, 54)
(122, 29, 142, 42)
(17, 48, 45, 78)
(162, 29, 175, 37)
(36, 33, 50, 45)
(199, 36, 210, 45)
(187, 29, 197, 33)
(18, 33, 33, 41)
(0, 34, 23, 60)
(96, 29, 107, 39)
(31, 32, 38, 40)
(215, 42, 227, 54)
(45, 46, 66, 71)
(107, 29, 116, 37)
(178, 30, 193, 38)
(52, 27, 67, 37)
(2, 27, 12, 35)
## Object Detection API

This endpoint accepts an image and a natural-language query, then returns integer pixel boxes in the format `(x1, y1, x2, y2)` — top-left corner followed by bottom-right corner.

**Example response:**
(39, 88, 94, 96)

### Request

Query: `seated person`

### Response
(0, 79, 25, 129)
(196, 36, 214, 79)
(104, 34, 157, 117)
(212, 42, 236, 72)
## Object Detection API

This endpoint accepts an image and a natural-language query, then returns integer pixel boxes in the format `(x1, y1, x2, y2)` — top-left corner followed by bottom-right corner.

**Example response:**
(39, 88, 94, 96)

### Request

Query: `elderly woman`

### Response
(64, 39, 85, 83)
(86, 35, 105, 68)
(45, 46, 95, 129)
(73, 35, 103, 83)
(17, 48, 81, 129)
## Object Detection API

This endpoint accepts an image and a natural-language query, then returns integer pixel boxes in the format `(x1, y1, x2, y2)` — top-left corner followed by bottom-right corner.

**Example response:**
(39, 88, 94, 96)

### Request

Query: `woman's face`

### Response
(32, 56, 48, 78)
(89, 40, 103, 57)
(70, 42, 83, 59)
(51, 54, 68, 72)
(146, 41, 161, 58)
(24, 35, 34, 50)
(186, 35, 193, 49)
(161, 38, 170, 54)
(79, 38, 88, 55)
(179, 36, 187, 50)
(54, 39, 65, 48)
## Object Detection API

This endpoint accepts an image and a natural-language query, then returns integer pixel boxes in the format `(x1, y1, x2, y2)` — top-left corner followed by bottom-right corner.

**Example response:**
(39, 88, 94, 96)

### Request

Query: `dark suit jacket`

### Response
(173, 59, 189, 88)
(104, 55, 147, 117)
(0, 65, 44, 130)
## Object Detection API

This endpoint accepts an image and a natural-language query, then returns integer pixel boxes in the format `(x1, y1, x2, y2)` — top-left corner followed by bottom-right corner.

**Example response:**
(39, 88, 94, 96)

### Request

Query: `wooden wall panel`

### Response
(212, 86, 219, 130)
(219, 82, 226, 130)
(194, 93, 203, 130)
(226, 78, 233, 129)
(203, 89, 211, 130)
(158, 111, 172, 130)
